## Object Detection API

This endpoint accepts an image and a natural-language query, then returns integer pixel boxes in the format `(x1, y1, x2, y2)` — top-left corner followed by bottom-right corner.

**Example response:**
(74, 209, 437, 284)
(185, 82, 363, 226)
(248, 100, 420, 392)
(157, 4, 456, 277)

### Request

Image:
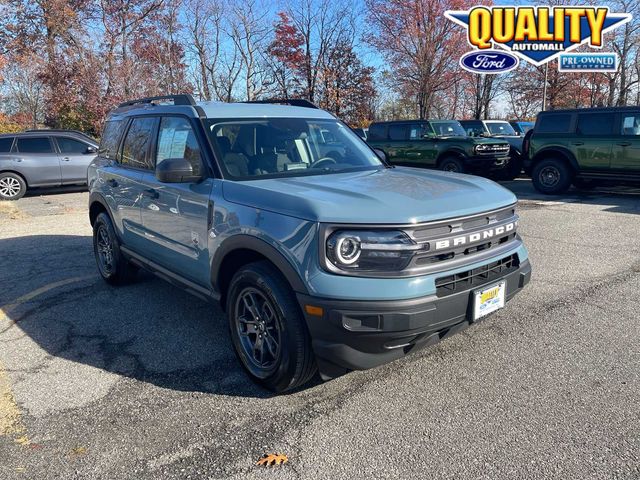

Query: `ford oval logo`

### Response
(460, 50, 519, 74)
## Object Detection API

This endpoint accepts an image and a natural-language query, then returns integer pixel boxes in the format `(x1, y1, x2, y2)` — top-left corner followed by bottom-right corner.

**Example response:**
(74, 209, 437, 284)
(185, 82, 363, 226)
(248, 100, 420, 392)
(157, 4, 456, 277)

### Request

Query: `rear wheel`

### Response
(227, 261, 317, 392)
(0, 172, 27, 200)
(531, 158, 573, 194)
(438, 156, 466, 173)
(93, 212, 138, 285)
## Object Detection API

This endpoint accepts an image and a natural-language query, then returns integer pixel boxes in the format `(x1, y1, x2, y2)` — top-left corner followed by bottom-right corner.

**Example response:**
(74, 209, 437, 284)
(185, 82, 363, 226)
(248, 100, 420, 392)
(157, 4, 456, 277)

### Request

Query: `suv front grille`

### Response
(435, 254, 519, 298)
(477, 144, 510, 156)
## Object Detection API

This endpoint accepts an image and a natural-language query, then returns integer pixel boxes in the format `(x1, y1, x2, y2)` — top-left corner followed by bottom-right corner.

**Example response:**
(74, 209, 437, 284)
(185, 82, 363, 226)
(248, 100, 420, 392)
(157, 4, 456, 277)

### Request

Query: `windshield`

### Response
(205, 118, 382, 179)
(429, 121, 467, 137)
(486, 121, 517, 136)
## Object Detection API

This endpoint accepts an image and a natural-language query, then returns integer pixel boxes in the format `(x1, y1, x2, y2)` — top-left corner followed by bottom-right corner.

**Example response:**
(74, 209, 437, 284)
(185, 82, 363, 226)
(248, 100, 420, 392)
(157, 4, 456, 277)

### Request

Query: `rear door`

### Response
(101, 117, 157, 250)
(385, 123, 411, 164)
(139, 115, 214, 286)
(55, 136, 96, 184)
(573, 112, 615, 171)
(613, 111, 640, 173)
(13, 136, 61, 186)
(405, 122, 437, 166)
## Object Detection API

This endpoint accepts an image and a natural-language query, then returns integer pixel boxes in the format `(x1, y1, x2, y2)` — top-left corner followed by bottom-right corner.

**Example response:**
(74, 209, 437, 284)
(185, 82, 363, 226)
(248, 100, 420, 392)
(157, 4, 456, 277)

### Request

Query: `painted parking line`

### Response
(0, 275, 95, 445)
(0, 275, 95, 332)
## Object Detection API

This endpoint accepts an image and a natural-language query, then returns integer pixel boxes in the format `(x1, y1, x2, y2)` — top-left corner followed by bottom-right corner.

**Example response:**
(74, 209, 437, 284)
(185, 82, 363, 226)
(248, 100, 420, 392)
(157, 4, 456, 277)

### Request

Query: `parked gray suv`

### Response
(0, 130, 98, 200)
(89, 95, 531, 392)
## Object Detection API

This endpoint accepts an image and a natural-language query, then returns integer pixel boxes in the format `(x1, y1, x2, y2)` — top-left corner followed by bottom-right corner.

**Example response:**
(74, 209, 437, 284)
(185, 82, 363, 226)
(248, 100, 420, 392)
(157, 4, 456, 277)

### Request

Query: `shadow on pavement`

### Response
(0, 234, 319, 399)
(499, 178, 640, 215)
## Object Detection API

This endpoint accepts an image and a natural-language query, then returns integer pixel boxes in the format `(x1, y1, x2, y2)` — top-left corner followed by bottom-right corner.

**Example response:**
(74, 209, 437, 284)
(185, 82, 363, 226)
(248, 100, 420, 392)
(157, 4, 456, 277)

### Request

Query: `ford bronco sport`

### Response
(526, 107, 640, 194)
(88, 95, 531, 392)
(366, 119, 510, 174)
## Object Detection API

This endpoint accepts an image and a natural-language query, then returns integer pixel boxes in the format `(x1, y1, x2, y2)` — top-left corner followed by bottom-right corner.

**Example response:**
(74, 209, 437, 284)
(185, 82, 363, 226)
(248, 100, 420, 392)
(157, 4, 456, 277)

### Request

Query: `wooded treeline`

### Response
(0, 0, 639, 135)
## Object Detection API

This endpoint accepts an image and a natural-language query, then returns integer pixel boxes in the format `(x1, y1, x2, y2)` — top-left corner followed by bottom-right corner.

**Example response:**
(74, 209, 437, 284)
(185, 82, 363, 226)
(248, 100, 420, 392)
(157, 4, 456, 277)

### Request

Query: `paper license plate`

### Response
(473, 282, 506, 321)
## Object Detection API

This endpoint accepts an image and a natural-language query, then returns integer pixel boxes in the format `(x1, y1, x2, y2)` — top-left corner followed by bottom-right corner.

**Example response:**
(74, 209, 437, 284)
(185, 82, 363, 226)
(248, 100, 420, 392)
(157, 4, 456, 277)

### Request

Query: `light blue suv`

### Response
(88, 95, 531, 392)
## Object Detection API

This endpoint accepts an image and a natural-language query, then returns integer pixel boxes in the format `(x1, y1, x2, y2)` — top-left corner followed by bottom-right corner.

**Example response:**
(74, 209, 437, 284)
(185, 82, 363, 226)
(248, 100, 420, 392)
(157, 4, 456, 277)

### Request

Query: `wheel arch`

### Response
(436, 149, 467, 166)
(212, 235, 309, 311)
(531, 147, 578, 171)
(0, 169, 29, 187)
(89, 192, 113, 227)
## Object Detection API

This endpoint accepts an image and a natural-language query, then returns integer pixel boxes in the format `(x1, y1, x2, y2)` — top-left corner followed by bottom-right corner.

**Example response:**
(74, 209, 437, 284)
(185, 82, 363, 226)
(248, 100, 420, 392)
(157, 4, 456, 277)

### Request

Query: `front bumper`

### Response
(465, 155, 510, 171)
(298, 259, 531, 379)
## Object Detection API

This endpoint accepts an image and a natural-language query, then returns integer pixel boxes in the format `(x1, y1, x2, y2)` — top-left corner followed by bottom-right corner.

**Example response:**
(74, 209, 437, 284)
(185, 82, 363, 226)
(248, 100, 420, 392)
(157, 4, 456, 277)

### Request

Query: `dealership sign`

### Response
(445, 6, 632, 72)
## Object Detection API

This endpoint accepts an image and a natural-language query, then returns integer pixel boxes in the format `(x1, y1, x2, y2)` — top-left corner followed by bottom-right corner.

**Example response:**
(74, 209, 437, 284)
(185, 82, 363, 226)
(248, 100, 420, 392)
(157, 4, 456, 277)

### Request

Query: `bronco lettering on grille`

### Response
(434, 221, 517, 250)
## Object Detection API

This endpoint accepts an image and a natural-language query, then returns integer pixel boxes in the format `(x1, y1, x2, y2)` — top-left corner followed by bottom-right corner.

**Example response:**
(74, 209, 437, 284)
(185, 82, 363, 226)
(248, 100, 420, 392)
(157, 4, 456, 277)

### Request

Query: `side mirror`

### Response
(156, 158, 202, 183)
(373, 148, 387, 162)
(86, 146, 97, 154)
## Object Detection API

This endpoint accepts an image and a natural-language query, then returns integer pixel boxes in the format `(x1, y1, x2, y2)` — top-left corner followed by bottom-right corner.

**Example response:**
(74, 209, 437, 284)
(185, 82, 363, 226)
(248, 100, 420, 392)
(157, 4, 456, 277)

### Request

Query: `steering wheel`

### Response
(310, 157, 337, 169)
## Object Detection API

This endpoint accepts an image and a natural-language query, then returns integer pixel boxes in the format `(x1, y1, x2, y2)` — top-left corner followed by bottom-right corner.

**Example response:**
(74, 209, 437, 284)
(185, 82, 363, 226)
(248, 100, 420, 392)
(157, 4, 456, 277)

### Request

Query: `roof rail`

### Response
(24, 129, 97, 140)
(243, 98, 319, 109)
(117, 94, 196, 108)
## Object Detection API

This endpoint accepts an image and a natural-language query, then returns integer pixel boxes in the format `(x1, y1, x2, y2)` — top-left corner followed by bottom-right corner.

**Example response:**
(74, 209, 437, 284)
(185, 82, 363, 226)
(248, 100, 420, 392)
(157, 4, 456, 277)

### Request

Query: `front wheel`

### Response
(0, 172, 27, 200)
(438, 156, 466, 173)
(227, 261, 317, 392)
(531, 158, 573, 194)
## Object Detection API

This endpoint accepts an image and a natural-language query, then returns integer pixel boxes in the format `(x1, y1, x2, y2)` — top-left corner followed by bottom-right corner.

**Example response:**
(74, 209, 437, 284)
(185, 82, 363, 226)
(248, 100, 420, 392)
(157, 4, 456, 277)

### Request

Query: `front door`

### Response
(55, 136, 96, 184)
(613, 111, 640, 173)
(139, 116, 214, 287)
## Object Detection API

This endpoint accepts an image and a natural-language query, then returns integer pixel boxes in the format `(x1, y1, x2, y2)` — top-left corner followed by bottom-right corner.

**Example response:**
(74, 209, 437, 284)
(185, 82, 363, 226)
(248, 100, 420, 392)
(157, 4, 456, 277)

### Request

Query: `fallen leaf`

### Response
(14, 435, 30, 446)
(256, 453, 288, 466)
(69, 446, 87, 457)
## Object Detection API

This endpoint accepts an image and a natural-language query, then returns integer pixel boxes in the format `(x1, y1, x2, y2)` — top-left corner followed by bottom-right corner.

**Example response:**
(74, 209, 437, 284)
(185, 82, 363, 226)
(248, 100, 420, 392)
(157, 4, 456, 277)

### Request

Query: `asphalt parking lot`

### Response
(0, 179, 639, 480)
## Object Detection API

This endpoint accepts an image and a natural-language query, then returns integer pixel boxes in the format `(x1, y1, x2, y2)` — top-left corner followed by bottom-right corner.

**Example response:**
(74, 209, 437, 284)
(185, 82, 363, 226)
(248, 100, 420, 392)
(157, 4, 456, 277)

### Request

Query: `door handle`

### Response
(106, 178, 118, 188)
(142, 188, 159, 199)
(571, 142, 584, 146)
(62, 157, 71, 162)
(617, 142, 632, 147)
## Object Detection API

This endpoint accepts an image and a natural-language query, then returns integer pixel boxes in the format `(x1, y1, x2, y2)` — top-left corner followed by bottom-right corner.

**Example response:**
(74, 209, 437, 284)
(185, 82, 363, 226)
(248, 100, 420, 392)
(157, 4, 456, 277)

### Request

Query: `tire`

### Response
(0, 172, 27, 200)
(227, 261, 317, 392)
(93, 212, 138, 285)
(438, 156, 466, 173)
(531, 158, 573, 194)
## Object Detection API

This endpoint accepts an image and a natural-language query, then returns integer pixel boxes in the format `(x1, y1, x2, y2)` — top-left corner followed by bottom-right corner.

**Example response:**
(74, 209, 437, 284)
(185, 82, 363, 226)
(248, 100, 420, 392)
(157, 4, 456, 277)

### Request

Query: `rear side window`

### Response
(121, 117, 157, 170)
(0, 137, 14, 153)
(57, 137, 90, 154)
(156, 117, 202, 175)
(536, 114, 573, 134)
(388, 124, 408, 141)
(16, 137, 53, 153)
(99, 121, 125, 160)
(621, 113, 640, 135)
(367, 124, 386, 141)
(576, 113, 615, 135)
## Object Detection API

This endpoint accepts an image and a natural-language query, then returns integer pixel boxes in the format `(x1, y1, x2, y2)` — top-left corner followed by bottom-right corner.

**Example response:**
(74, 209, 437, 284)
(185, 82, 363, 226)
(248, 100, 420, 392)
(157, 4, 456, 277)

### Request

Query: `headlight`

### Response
(474, 144, 491, 153)
(326, 230, 423, 272)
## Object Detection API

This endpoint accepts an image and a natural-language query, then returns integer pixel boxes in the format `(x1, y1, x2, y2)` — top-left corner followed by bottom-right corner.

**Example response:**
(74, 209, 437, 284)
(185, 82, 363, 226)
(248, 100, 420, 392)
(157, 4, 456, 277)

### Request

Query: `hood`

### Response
(471, 137, 511, 145)
(222, 167, 517, 224)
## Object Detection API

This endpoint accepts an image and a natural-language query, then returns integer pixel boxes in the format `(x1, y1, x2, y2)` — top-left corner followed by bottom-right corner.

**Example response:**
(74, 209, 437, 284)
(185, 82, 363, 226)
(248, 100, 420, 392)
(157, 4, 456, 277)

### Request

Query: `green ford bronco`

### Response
(367, 120, 510, 174)
(526, 106, 640, 194)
